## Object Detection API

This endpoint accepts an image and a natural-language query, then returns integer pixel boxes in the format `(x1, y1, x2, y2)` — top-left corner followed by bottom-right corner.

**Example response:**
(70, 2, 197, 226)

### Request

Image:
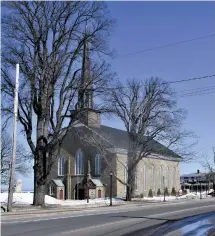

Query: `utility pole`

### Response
(7, 64, 19, 212)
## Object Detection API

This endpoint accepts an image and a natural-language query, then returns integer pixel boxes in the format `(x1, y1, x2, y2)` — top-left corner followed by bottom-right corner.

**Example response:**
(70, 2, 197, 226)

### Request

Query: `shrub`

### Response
(140, 193, 144, 198)
(171, 187, 176, 196)
(148, 189, 153, 198)
(157, 188, 161, 196)
(164, 187, 169, 196)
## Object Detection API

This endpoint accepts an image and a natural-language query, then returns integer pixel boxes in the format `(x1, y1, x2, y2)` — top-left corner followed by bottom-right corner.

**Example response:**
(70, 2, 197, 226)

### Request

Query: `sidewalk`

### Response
(1, 201, 141, 216)
(2, 197, 213, 219)
(0, 199, 197, 218)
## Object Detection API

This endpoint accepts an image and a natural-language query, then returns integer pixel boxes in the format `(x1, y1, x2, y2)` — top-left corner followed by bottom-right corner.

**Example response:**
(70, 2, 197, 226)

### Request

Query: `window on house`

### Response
(58, 156, 65, 176)
(95, 153, 101, 175)
(75, 149, 84, 175)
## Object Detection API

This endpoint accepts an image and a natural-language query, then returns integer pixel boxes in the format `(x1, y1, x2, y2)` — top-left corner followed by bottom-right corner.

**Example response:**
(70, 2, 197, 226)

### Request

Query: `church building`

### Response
(46, 37, 181, 200)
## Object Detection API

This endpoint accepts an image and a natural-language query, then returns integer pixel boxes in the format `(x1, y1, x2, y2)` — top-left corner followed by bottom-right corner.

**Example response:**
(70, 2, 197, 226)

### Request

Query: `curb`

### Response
(1, 203, 131, 217)
(2, 198, 211, 217)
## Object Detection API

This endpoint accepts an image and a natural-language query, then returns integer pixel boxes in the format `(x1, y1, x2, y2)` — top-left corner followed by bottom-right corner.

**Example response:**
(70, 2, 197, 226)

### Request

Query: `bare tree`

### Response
(104, 78, 196, 201)
(1, 2, 115, 205)
(201, 150, 215, 196)
(1, 127, 32, 186)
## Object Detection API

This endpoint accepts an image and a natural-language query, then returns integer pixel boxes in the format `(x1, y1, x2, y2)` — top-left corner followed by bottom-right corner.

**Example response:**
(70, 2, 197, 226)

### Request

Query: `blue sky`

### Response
(10, 2, 215, 190)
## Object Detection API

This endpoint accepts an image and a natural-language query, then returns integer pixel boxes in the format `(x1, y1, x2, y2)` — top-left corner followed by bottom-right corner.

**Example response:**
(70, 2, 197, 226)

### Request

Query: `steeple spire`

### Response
(76, 25, 101, 128)
(78, 25, 93, 109)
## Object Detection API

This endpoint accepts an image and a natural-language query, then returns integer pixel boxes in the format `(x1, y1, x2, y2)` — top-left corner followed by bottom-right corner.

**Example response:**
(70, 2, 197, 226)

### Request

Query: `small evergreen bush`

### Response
(171, 187, 176, 196)
(164, 187, 169, 196)
(157, 188, 161, 196)
(148, 189, 153, 197)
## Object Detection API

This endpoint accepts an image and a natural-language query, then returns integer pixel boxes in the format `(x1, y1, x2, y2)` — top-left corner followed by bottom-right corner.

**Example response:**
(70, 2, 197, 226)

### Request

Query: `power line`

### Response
(177, 85, 215, 93)
(178, 87, 215, 96)
(162, 74, 215, 85)
(106, 74, 215, 91)
(5, 74, 215, 93)
(118, 33, 215, 57)
(178, 90, 215, 98)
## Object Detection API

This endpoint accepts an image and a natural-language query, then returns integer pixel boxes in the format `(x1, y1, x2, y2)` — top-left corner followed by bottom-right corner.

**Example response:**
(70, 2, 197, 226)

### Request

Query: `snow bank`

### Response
(132, 190, 213, 202)
(1, 190, 212, 207)
(0, 192, 62, 205)
(0, 192, 125, 206)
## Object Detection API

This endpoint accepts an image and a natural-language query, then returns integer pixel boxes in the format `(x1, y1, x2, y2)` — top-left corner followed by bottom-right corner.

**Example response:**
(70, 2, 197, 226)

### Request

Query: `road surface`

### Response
(2, 198, 215, 236)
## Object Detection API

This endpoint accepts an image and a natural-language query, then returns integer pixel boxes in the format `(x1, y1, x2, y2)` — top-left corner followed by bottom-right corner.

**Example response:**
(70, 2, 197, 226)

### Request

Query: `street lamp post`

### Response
(110, 171, 113, 206)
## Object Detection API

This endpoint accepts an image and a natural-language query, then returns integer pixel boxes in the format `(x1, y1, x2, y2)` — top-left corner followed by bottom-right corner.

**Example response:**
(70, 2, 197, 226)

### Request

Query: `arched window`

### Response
(167, 166, 170, 189)
(152, 166, 155, 190)
(75, 149, 84, 175)
(58, 156, 65, 176)
(135, 171, 138, 191)
(160, 166, 163, 189)
(143, 165, 147, 191)
(124, 163, 128, 192)
(173, 167, 176, 187)
(49, 184, 56, 196)
(95, 153, 101, 175)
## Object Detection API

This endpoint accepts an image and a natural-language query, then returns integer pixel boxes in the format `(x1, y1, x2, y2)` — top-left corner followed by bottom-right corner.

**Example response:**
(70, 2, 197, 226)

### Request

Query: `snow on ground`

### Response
(0, 192, 62, 205)
(1, 190, 213, 206)
(132, 190, 214, 202)
(0, 192, 125, 206)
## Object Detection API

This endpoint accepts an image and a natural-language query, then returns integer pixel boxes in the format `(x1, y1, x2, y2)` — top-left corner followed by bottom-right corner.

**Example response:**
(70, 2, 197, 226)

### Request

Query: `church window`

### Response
(135, 171, 138, 191)
(95, 153, 101, 175)
(75, 149, 84, 175)
(58, 156, 65, 176)
(49, 184, 55, 196)
(143, 165, 147, 191)
(160, 166, 163, 189)
(152, 166, 155, 189)
(167, 166, 170, 188)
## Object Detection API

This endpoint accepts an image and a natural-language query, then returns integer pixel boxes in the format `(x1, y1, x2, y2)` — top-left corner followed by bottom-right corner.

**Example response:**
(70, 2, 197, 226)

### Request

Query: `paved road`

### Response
(2, 198, 215, 236)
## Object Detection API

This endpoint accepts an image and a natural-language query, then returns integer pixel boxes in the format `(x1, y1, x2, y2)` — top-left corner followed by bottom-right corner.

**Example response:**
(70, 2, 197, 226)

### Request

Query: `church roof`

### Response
(91, 125, 181, 159)
(91, 178, 104, 187)
(52, 179, 64, 187)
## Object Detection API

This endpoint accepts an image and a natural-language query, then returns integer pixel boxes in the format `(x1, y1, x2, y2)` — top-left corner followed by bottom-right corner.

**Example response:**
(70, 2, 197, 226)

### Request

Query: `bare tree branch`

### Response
(1, 126, 32, 185)
(103, 77, 197, 200)
(1, 1, 115, 205)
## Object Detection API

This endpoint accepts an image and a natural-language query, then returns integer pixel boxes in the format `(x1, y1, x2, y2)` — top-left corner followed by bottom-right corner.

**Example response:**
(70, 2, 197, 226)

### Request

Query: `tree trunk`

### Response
(33, 181, 46, 206)
(126, 185, 132, 201)
(33, 148, 46, 206)
(33, 118, 48, 206)
(126, 168, 135, 201)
